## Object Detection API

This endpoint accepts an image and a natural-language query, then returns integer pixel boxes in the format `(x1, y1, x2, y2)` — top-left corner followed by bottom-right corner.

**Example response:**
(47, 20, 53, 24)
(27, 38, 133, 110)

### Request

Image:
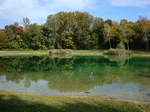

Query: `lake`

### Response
(0, 56, 150, 102)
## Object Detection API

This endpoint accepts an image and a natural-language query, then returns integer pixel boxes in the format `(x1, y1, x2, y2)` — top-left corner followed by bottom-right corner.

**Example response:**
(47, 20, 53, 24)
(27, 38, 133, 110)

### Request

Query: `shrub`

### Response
(49, 49, 72, 56)
(116, 42, 125, 49)
(104, 49, 130, 56)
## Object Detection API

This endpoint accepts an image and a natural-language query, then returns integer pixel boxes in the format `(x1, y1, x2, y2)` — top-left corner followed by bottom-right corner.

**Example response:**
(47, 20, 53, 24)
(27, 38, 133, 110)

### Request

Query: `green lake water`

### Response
(0, 56, 150, 102)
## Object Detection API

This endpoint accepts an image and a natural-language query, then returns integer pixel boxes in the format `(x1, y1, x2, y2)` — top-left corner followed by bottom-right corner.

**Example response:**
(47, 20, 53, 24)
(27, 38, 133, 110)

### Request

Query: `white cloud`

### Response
(108, 0, 150, 7)
(0, 0, 98, 24)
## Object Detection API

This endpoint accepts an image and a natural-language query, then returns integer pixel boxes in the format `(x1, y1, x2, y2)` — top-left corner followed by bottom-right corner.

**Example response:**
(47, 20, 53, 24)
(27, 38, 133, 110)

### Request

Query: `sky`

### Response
(0, 0, 150, 28)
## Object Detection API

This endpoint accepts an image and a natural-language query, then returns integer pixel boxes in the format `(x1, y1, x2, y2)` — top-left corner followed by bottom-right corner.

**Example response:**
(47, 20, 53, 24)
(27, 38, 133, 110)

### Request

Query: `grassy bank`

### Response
(0, 50, 103, 56)
(0, 49, 150, 56)
(0, 91, 150, 112)
(0, 50, 49, 56)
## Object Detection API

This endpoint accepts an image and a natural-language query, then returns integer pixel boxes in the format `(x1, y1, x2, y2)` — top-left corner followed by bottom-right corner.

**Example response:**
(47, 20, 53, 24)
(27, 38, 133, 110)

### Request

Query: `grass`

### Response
(0, 50, 49, 56)
(0, 49, 149, 57)
(0, 91, 150, 112)
(131, 50, 150, 56)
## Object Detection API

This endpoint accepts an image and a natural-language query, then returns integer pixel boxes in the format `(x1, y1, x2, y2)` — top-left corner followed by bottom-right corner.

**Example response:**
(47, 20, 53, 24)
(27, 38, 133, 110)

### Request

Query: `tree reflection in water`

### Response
(0, 56, 150, 99)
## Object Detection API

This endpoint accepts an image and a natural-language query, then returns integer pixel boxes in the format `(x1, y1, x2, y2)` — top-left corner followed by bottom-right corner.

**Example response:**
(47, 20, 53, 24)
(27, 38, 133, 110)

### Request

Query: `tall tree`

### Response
(72, 12, 93, 49)
(119, 22, 135, 50)
(91, 17, 104, 48)
(2, 11, 150, 50)
(23, 17, 31, 28)
(0, 30, 6, 49)
(5, 25, 24, 49)
(104, 23, 113, 49)
(45, 15, 61, 49)
(60, 31, 76, 49)
(138, 17, 150, 50)
(24, 24, 46, 50)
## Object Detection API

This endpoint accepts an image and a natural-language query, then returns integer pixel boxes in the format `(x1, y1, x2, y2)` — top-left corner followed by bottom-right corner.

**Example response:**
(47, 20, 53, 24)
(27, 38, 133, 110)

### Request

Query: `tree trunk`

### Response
(127, 42, 130, 50)
(109, 38, 112, 49)
(144, 32, 149, 51)
(146, 41, 149, 51)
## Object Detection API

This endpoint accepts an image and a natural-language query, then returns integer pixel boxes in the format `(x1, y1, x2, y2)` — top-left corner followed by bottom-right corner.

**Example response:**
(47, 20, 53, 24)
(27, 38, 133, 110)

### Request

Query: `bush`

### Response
(104, 49, 130, 56)
(49, 49, 72, 56)
(116, 42, 125, 49)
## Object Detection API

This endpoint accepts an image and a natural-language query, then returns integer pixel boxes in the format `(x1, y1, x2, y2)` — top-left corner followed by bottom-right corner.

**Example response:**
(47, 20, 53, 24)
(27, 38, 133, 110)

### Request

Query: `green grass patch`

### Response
(131, 50, 150, 56)
(0, 49, 150, 57)
(0, 92, 150, 112)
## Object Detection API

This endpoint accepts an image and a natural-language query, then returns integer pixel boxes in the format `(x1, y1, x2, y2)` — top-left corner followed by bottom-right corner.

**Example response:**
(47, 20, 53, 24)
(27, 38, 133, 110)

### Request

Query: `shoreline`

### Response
(0, 50, 150, 57)
(0, 91, 150, 105)
(0, 91, 150, 112)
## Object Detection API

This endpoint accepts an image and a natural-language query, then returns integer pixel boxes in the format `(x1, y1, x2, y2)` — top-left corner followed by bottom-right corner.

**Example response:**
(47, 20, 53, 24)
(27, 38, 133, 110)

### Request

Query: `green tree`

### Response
(41, 25, 53, 49)
(138, 17, 150, 50)
(2, 11, 150, 50)
(5, 24, 24, 49)
(104, 23, 113, 49)
(119, 22, 135, 50)
(0, 30, 6, 49)
(72, 12, 93, 49)
(24, 24, 46, 50)
(23, 17, 31, 28)
(104, 22, 120, 49)
(60, 31, 76, 49)
(91, 17, 104, 48)
(83, 33, 99, 49)
(45, 15, 61, 49)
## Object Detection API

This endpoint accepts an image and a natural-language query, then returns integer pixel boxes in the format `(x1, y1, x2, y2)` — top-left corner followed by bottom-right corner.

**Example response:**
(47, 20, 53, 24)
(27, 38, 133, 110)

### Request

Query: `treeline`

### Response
(0, 11, 150, 50)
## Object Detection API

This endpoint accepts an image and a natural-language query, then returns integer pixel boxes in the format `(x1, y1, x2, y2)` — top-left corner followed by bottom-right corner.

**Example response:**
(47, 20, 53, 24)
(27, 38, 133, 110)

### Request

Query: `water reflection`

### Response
(0, 56, 150, 101)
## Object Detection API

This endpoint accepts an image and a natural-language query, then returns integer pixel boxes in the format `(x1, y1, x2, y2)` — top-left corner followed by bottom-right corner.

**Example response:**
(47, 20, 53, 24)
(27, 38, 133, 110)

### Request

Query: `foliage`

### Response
(49, 49, 72, 56)
(137, 17, 150, 50)
(45, 14, 61, 49)
(103, 22, 120, 49)
(24, 24, 46, 50)
(60, 31, 76, 49)
(23, 17, 30, 28)
(0, 30, 6, 49)
(116, 42, 125, 49)
(119, 21, 136, 50)
(1, 12, 150, 50)
(5, 24, 24, 49)
(104, 49, 130, 56)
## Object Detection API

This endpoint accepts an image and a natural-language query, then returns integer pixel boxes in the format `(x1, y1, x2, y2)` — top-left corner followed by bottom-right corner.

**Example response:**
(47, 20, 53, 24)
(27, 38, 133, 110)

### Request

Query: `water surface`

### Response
(0, 56, 150, 102)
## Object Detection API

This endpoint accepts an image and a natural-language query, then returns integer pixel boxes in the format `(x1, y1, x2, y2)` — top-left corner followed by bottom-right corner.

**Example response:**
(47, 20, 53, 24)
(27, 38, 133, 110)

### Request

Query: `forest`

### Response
(0, 11, 150, 50)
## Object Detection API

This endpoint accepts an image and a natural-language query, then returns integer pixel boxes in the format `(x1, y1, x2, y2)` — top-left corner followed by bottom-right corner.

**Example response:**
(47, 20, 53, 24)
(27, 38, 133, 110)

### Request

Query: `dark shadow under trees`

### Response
(0, 95, 145, 112)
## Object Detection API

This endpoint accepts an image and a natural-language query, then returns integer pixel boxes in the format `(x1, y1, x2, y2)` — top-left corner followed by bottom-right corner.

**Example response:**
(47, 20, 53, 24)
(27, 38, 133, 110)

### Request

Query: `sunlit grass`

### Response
(0, 91, 150, 112)
(0, 49, 149, 56)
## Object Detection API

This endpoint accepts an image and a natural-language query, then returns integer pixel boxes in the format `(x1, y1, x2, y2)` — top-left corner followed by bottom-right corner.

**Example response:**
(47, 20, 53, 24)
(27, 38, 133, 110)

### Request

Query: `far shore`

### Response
(0, 50, 150, 57)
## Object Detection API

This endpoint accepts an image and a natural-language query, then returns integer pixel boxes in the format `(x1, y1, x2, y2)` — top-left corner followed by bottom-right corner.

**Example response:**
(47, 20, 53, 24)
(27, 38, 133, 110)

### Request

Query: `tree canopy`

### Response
(1, 11, 150, 50)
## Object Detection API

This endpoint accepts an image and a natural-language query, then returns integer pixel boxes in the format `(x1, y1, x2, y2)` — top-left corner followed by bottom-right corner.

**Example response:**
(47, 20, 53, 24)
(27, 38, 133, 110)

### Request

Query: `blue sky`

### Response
(0, 0, 150, 28)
